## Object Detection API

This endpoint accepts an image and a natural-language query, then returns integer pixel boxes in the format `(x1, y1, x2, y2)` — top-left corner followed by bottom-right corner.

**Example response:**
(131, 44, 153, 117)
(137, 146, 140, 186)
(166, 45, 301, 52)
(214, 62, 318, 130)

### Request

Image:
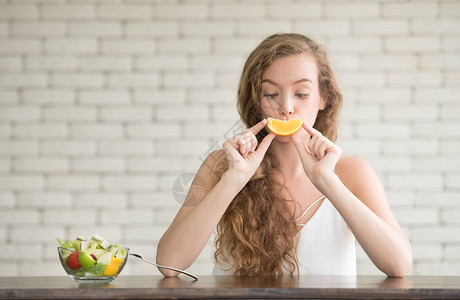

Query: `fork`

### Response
(129, 253, 198, 280)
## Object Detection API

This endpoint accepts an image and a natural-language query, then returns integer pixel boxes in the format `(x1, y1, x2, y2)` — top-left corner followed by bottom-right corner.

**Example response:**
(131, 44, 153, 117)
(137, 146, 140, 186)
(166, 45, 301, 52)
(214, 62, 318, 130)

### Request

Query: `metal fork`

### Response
(129, 253, 198, 280)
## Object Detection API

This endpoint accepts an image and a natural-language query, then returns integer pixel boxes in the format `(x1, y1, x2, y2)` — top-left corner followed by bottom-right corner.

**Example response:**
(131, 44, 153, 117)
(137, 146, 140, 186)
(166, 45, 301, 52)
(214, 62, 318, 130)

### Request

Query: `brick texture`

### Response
(0, 0, 459, 277)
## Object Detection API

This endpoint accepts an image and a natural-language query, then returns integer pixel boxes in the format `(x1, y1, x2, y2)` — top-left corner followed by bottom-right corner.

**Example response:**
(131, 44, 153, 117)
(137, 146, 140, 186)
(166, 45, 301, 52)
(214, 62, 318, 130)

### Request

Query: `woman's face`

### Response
(260, 53, 325, 139)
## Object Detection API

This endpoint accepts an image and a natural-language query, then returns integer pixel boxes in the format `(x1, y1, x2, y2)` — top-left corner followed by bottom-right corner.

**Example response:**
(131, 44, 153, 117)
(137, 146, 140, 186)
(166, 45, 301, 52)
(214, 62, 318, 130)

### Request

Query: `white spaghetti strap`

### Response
(295, 195, 326, 222)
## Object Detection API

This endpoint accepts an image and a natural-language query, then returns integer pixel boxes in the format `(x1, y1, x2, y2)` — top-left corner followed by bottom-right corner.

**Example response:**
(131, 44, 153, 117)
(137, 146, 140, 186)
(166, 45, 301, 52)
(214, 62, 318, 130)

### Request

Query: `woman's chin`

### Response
(273, 134, 294, 143)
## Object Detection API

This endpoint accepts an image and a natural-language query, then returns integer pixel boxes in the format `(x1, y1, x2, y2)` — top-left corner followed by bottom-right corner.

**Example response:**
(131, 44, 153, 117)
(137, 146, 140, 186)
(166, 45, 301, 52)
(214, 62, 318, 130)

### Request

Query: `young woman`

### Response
(156, 33, 412, 277)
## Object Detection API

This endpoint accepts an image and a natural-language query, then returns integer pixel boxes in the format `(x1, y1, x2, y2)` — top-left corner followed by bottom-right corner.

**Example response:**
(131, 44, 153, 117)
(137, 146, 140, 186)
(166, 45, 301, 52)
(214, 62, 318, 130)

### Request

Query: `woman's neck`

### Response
(269, 138, 306, 182)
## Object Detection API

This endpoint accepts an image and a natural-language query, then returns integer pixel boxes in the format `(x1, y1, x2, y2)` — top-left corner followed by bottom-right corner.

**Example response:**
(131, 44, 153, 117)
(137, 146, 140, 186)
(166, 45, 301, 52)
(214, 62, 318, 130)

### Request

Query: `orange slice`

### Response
(103, 263, 119, 276)
(267, 118, 303, 136)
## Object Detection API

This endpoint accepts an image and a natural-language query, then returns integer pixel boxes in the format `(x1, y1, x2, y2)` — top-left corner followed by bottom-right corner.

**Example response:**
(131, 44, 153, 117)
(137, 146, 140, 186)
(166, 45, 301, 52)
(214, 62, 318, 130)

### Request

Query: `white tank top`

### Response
(212, 197, 356, 275)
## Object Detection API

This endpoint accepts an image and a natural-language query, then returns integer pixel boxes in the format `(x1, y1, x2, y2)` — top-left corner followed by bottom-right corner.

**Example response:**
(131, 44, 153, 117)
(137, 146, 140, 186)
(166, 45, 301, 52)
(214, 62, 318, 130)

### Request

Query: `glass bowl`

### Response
(58, 246, 129, 284)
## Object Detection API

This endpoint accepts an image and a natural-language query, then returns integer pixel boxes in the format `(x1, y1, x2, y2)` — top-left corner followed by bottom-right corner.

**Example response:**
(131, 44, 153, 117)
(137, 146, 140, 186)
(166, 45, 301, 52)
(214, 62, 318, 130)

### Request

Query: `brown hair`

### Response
(214, 33, 343, 275)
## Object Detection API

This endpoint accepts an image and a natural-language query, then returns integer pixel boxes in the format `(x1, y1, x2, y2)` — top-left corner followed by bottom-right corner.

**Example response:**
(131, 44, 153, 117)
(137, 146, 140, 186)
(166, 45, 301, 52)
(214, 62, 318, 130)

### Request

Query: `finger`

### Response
(320, 145, 343, 170)
(250, 134, 257, 153)
(314, 136, 339, 162)
(238, 129, 258, 158)
(317, 140, 328, 160)
(309, 135, 323, 159)
(241, 133, 253, 157)
(246, 134, 254, 155)
(249, 119, 268, 136)
(302, 122, 322, 138)
(238, 135, 246, 157)
(307, 135, 318, 159)
(222, 140, 242, 167)
(254, 132, 276, 156)
(291, 133, 315, 163)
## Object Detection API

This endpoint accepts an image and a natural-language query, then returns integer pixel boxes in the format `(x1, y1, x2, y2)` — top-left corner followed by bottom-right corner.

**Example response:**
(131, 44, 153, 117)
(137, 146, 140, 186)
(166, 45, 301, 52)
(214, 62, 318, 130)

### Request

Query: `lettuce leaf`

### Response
(85, 263, 106, 275)
(115, 248, 126, 260)
(57, 238, 74, 249)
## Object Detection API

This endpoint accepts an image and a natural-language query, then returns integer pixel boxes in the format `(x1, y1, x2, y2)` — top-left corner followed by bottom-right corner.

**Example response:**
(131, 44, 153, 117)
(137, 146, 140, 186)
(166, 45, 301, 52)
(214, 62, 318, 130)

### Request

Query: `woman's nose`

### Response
(279, 98, 294, 117)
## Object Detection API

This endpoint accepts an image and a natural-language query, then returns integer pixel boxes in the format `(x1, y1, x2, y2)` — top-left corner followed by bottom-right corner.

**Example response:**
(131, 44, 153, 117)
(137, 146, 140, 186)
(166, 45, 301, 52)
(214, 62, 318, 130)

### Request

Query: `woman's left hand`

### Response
(291, 122, 342, 185)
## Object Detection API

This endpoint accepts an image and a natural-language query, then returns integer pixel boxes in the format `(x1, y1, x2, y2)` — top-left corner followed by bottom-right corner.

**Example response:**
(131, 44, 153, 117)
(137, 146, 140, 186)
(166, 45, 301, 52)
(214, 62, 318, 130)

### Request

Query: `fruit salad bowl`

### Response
(57, 234, 129, 284)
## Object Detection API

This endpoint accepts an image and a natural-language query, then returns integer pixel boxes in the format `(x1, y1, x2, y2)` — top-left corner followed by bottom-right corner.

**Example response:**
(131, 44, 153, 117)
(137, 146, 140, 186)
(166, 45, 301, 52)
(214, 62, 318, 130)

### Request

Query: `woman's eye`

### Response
(296, 93, 309, 99)
(263, 93, 278, 99)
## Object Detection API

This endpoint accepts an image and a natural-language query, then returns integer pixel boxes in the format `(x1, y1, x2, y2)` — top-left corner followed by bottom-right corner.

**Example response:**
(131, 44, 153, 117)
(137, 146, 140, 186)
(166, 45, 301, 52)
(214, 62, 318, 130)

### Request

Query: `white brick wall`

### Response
(0, 0, 459, 277)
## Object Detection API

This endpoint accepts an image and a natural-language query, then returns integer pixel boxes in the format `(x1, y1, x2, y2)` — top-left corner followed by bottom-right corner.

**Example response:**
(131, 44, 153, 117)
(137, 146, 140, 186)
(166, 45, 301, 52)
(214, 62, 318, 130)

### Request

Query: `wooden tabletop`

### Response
(1, 275, 459, 299)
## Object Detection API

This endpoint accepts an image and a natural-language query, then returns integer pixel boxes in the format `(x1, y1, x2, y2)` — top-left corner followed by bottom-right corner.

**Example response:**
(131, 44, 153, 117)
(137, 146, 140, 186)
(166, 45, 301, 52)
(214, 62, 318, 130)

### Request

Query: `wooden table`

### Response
(1, 275, 459, 299)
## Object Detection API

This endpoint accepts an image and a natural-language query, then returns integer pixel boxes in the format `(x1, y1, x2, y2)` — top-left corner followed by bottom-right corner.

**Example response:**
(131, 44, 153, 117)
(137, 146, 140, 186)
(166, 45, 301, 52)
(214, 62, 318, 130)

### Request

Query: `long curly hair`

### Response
(214, 33, 343, 276)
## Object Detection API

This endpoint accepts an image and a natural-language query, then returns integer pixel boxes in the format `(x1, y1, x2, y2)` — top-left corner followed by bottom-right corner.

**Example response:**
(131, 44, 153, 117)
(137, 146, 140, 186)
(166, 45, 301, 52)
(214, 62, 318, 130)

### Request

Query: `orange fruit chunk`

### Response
(267, 118, 303, 136)
(102, 256, 124, 276)
(103, 263, 119, 276)
(111, 257, 124, 265)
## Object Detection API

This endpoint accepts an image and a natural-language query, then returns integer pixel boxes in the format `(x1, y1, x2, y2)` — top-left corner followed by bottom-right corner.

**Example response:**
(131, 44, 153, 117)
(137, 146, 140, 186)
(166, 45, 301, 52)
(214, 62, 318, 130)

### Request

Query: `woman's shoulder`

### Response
(336, 155, 371, 171)
(335, 155, 377, 194)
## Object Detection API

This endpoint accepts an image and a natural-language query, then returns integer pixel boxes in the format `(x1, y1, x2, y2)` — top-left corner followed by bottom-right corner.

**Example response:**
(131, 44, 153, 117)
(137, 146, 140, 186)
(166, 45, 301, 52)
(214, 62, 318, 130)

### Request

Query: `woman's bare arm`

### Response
(324, 156, 412, 277)
(291, 123, 412, 277)
(156, 152, 246, 277)
(156, 120, 276, 277)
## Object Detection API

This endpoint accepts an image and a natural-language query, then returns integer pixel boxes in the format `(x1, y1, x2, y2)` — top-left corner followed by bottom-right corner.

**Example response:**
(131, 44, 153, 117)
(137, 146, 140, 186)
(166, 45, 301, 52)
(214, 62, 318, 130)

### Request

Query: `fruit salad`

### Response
(57, 233, 128, 278)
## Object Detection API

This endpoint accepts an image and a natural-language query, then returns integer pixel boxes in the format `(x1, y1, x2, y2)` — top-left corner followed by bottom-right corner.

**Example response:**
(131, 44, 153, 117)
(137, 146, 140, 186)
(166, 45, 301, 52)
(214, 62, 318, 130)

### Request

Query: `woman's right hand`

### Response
(222, 119, 276, 183)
